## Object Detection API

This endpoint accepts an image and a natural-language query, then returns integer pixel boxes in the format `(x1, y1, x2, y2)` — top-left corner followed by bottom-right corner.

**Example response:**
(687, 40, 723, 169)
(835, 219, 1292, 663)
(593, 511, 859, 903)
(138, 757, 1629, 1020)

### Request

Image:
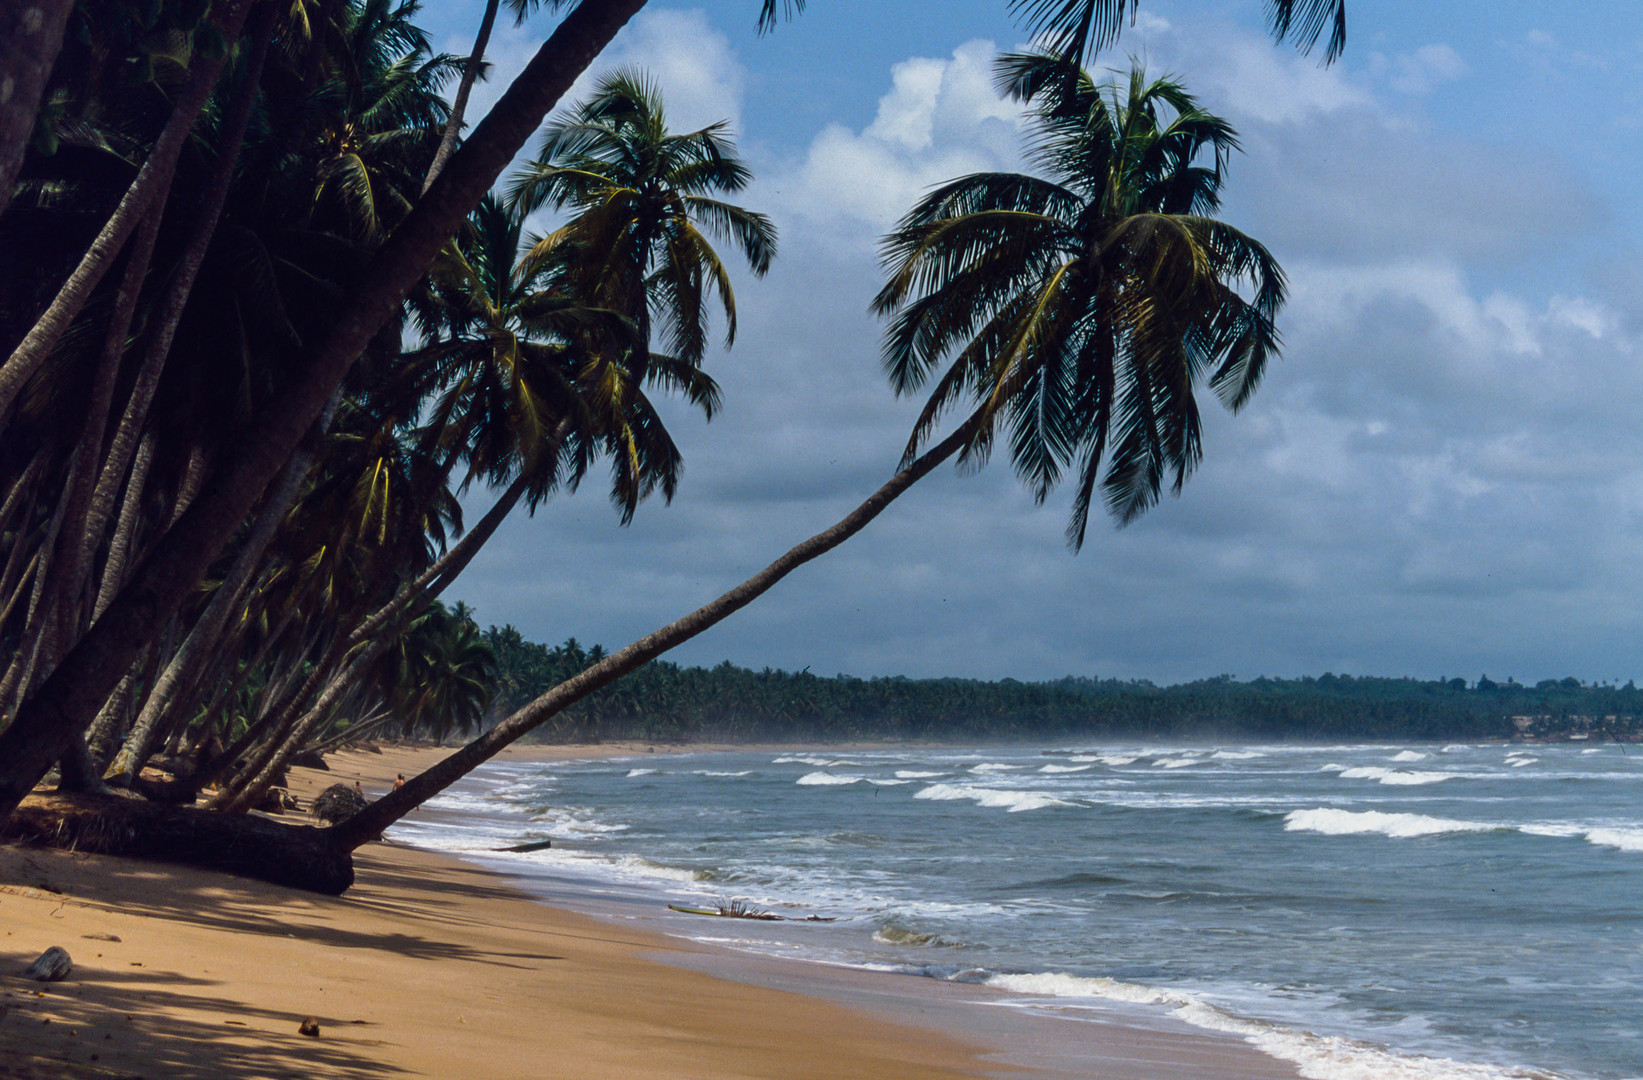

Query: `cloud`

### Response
(763, 39, 1024, 244)
(1381, 44, 1469, 95)
(448, 6, 1643, 686)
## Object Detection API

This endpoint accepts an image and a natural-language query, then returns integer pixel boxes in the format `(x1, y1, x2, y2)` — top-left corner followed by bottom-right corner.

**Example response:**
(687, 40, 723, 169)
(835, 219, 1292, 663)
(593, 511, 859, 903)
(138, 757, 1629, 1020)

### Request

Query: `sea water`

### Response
(388, 742, 1643, 1080)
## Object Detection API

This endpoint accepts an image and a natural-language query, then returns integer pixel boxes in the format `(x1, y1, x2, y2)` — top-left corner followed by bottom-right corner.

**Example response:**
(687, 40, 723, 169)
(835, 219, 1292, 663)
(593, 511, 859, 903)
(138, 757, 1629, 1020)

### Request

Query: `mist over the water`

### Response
(390, 742, 1643, 1080)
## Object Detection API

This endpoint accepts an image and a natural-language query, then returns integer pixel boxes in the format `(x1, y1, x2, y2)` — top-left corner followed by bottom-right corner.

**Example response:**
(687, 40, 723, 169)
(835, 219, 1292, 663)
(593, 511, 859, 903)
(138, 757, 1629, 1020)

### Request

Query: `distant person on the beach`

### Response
(354, 780, 365, 798)
(394, 774, 405, 790)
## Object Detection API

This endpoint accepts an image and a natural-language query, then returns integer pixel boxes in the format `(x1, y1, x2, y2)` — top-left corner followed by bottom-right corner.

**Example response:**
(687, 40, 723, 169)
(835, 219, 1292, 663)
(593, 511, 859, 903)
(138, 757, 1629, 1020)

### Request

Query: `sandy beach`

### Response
(0, 744, 1297, 1079)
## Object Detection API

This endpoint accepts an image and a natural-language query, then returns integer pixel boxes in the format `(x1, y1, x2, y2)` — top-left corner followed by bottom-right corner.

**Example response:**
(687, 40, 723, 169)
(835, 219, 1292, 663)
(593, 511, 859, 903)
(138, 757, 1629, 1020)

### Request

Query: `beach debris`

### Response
(80, 933, 121, 942)
(310, 783, 369, 825)
(667, 898, 838, 922)
(23, 947, 72, 982)
(496, 838, 553, 853)
(298, 1016, 321, 1037)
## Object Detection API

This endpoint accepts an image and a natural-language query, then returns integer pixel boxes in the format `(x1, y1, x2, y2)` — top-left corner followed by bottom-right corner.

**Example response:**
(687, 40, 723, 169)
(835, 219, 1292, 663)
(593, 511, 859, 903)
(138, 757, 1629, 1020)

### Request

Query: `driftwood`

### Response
(668, 900, 838, 923)
(496, 838, 552, 853)
(2, 793, 354, 894)
(23, 947, 72, 981)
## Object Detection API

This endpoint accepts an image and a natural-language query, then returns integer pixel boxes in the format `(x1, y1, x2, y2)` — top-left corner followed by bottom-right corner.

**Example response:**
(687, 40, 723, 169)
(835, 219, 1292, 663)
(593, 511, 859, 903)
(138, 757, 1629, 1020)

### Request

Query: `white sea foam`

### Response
(796, 772, 864, 786)
(1319, 763, 1347, 772)
(772, 755, 836, 767)
(695, 770, 753, 777)
(1508, 758, 1537, 768)
(1284, 808, 1498, 839)
(1391, 751, 1428, 762)
(1337, 766, 1457, 786)
(1095, 755, 1138, 766)
(970, 763, 1029, 773)
(626, 768, 661, 778)
(1583, 827, 1643, 853)
(1581, 748, 1604, 754)
(1440, 745, 1470, 753)
(1153, 757, 1200, 769)
(914, 783, 1071, 812)
(1039, 764, 1093, 773)
(895, 770, 946, 779)
(868, 778, 912, 786)
(1211, 750, 1265, 760)
(983, 971, 1555, 1080)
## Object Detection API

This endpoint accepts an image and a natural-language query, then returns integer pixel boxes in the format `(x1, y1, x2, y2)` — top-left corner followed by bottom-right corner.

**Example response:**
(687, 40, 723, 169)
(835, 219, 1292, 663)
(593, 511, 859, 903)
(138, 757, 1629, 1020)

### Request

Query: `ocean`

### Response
(387, 741, 1643, 1080)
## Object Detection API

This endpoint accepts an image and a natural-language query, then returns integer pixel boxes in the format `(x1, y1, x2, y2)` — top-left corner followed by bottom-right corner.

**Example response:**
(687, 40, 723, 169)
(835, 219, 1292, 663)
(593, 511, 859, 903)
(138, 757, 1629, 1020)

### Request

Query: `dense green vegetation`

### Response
(488, 628, 1642, 744)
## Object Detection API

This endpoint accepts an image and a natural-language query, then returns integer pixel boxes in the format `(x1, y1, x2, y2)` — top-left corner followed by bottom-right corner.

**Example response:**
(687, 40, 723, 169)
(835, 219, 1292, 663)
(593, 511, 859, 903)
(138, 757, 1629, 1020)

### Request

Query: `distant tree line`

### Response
(484, 627, 1642, 744)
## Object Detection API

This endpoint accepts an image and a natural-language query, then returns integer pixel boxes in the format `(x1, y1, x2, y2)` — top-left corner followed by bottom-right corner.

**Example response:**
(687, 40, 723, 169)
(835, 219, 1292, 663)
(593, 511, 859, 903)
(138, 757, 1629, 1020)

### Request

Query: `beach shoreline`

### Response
(0, 742, 1299, 1079)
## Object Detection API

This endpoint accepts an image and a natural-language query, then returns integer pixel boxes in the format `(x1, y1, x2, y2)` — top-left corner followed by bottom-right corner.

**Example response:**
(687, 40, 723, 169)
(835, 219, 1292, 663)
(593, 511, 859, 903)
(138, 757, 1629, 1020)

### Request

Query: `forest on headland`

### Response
(485, 626, 1643, 745)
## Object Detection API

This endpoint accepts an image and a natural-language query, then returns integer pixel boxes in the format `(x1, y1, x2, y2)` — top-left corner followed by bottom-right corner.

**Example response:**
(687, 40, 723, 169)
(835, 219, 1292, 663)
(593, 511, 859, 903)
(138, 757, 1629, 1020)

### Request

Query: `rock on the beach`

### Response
(299, 1016, 321, 1037)
(24, 946, 72, 981)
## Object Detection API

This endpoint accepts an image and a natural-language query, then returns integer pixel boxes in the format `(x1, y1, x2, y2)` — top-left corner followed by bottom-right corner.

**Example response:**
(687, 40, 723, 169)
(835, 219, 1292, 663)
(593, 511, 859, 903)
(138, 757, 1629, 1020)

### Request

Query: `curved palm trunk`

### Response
(77, 6, 277, 604)
(105, 400, 330, 788)
(84, 654, 146, 771)
(0, 0, 256, 423)
(0, 454, 73, 714)
(423, 0, 501, 193)
(92, 431, 156, 622)
(223, 447, 555, 814)
(328, 418, 978, 850)
(0, 0, 651, 821)
(0, 0, 76, 223)
(38, 207, 169, 679)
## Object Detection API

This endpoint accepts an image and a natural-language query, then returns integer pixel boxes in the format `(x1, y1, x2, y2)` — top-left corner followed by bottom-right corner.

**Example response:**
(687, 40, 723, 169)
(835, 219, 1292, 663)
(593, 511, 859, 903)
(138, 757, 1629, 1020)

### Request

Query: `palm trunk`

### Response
(0, 455, 74, 713)
(84, 652, 147, 771)
(0, 0, 651, 820)
(422, 0, 501, 194)
(0, 0, 76, 223)
(39, 206, 169, 676)
(209, 625, 354, 808)
(328, 418, 978, 850)
(76, 4, 277, 591)
(0, 448, 46, 543)
(219, 463, 544, 814)
(0, 0, 255, 422)
(105, 395, 332, 787)
(185, 601, 299, 788)
(92, 431, 156, 622)
(0, 452, 47, 615)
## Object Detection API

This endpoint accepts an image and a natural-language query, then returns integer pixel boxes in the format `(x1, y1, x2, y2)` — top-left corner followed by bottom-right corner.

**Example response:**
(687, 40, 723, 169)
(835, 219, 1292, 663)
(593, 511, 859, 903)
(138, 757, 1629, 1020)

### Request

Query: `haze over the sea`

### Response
(428, 1, 1643, 685)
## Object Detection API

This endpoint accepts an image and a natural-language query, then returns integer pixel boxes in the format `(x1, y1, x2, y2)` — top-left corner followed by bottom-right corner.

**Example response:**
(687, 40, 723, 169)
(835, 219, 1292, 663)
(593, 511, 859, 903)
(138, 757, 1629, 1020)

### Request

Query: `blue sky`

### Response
(424, 1, 1643, 684)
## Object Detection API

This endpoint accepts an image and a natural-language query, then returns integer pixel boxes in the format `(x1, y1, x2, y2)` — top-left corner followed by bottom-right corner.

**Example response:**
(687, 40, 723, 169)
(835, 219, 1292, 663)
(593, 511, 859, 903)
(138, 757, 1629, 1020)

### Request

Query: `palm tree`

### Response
(873, 53, 1283, 546)
(507, 69, 775, 509)
(331, 54, 1287, 851)
(0, 0, 652, 819)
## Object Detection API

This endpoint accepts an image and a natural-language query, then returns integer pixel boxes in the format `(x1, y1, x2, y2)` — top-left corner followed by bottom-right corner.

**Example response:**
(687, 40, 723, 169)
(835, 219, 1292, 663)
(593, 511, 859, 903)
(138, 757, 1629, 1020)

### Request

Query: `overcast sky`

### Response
(421, 0, 1643, 684)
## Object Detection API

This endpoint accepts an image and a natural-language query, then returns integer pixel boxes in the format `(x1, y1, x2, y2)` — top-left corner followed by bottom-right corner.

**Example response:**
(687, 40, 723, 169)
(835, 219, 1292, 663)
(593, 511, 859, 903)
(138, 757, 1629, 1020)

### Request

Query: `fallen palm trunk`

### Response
(1, 793, 354, 894)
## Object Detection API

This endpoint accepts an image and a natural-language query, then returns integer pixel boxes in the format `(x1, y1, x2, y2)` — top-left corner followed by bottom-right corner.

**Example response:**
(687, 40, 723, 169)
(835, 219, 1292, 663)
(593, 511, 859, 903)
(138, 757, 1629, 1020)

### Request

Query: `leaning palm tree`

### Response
(330, 54, 1286, 852)
(874, 53, 1283, 547)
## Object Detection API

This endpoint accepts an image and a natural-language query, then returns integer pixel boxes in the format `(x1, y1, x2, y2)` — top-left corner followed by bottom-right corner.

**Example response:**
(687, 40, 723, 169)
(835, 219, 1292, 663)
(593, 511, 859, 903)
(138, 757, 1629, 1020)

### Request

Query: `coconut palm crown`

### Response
(873, 53, 1285, 548)
(506, 68, 776, 378)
